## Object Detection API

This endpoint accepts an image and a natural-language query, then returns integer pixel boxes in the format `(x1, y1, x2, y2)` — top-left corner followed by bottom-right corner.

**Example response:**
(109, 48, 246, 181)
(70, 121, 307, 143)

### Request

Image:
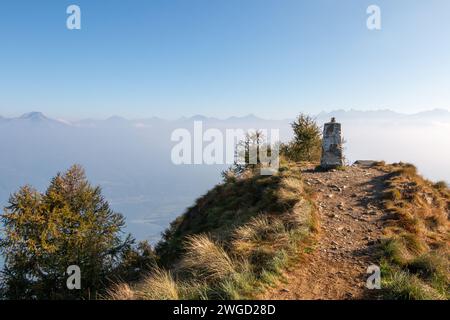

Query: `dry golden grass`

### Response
(381, 232, 428, 265)
(232, 215, 289, 257)
(286, 198, 318, 231)
(105, 283, 135, 300)
(107, 161, 318, 300)
(136, 268, 180, 300)
(382, 163, 449, 240)
(379, 162, 450, 299)
(182, 234, 237, 281)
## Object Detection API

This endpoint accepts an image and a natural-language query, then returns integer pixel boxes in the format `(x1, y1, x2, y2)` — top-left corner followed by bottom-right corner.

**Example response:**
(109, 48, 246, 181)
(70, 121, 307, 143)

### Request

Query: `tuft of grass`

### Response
(104, 283, 135, 300)
(215, 269, 256, 299)
(182, 234, 237, 282)
(407, 253, 449, 295)
(233, 216, 289, 256)
(383, 270, 444, 300)
(392, 162, 418, 177)
(381, 238, 409, 266)
(380, 233, 427, 266)
(137, 268, 180, 300)
(433, 181, 448, 191)
(383, 188, 402, 201)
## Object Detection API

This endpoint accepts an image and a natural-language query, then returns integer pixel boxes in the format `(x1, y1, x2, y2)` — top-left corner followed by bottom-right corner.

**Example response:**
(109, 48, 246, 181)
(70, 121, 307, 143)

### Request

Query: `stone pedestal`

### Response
(320, 118, 344, 169)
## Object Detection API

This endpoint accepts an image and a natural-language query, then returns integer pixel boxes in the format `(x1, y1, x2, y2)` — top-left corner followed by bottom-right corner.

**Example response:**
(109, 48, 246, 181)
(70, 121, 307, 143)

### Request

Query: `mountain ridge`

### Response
(1, 109, 449, 126)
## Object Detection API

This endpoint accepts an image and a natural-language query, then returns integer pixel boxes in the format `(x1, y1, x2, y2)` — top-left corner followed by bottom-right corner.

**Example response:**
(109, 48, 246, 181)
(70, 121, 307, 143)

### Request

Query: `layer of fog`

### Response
(0, 111, 449, 245)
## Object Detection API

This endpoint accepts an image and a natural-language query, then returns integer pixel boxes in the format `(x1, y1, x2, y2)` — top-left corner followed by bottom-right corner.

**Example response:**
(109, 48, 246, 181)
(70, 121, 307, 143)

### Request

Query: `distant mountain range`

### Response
(0, 111, 68, 127)
(316, 109, 450, 122)
(1, 109, 449, 127)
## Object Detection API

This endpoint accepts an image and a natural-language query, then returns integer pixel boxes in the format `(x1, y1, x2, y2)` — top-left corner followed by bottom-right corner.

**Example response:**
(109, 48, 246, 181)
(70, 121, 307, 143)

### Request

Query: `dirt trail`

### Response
(262, 163, 387, 300)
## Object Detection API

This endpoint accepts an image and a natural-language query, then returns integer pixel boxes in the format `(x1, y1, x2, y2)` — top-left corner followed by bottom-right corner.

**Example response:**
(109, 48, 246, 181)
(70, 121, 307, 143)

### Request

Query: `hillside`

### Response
(108, 162, 318, 299)
(108, 161, 449, 300)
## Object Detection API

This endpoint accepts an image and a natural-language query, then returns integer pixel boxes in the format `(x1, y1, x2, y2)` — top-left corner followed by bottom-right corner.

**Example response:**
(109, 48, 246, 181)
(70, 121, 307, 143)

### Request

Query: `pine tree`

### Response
(284, 114, 322, 162)
(0, 165, 133, 299)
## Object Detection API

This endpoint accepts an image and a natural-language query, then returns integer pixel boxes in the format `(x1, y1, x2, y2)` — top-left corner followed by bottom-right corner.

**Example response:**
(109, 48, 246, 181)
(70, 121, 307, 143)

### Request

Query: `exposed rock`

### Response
(353, 160, 378, 167)
(327, 213, 337, 218)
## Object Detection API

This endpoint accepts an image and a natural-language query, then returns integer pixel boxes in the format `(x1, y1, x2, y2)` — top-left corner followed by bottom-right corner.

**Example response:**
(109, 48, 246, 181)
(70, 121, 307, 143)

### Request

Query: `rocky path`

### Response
(261, 164, 387, 300)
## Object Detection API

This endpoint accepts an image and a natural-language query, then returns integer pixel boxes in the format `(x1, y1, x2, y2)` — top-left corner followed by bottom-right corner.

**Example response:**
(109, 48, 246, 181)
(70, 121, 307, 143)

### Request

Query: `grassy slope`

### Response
(376, 163, 449, 299)
(106, 161, 449, 300)
(107, 161, 318, 299)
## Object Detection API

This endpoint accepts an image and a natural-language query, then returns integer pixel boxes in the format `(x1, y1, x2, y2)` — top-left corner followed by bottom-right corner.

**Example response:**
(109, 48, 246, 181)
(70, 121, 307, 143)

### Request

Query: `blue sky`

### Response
(0, 0, 449, 119)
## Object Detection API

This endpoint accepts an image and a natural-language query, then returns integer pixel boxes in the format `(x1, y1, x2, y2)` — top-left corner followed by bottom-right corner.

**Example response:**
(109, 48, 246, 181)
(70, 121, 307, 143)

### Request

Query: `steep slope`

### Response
(155, 165, 318, 268)
(377, 163, 449, 299)
(109, 163, 319, 299)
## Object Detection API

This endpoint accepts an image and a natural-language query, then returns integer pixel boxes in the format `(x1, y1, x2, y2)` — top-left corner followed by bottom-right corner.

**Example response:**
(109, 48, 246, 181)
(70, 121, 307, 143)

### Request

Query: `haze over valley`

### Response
(1, 109, 449, 243)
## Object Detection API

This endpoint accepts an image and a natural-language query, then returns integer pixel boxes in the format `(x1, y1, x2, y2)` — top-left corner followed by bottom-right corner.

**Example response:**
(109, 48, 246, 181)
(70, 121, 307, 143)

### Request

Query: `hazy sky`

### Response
(1, 0, 449, 119)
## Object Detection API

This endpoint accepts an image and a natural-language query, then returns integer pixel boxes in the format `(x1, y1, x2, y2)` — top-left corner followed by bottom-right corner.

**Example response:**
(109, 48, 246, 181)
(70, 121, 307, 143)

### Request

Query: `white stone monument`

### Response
(320, 117, 344, 169)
